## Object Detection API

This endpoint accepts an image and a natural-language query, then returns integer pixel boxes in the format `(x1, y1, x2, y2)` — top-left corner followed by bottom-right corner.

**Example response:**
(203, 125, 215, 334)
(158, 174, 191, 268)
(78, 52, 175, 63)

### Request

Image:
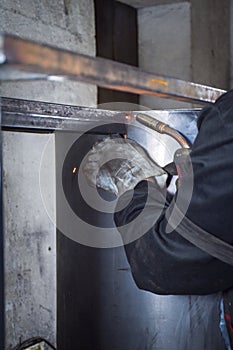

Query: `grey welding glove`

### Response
(82, 137, 167, 196)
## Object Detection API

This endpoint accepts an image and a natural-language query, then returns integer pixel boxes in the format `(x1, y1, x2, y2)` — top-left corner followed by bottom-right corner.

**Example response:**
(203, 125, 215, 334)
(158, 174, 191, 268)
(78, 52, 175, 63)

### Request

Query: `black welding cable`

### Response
(11, 337, 56, 350)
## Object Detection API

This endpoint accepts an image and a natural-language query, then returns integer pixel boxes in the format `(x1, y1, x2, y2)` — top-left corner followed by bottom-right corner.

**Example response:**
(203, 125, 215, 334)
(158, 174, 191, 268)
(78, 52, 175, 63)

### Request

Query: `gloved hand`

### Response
(82, 137, 167, 196)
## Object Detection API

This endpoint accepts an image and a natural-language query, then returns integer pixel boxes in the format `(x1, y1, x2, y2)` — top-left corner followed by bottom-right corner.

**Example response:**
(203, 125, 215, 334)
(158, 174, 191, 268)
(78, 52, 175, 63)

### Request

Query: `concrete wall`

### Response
(138, 2, 192, 109)
(0, 0, 96, 105)
(190, 0, 230, 90)
(138, 1, 231, 109)
(0, 1, 96, 348)
(2, 132, 56, 348)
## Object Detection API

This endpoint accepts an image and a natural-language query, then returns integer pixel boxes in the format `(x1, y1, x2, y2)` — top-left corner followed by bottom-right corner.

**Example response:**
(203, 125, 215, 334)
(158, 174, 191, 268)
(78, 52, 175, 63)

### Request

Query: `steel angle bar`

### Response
(1, 97, 129, 132)
(0, 34, 226, 105)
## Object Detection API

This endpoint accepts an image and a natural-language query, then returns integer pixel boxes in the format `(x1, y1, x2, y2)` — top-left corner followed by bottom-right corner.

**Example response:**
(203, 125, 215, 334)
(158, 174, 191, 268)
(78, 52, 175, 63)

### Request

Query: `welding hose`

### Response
(136, 113, 190, 149)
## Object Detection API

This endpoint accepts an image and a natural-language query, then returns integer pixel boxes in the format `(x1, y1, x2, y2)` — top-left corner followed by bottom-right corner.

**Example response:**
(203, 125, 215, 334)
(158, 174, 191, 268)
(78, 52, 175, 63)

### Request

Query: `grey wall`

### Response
(190, 0, 230, 90)
(3, 132, 56, 348)
(0, 1, 96, 349)
(138, 0, 231, 109)
(138, 2, 192, 109)
(0, 0, 96, 105)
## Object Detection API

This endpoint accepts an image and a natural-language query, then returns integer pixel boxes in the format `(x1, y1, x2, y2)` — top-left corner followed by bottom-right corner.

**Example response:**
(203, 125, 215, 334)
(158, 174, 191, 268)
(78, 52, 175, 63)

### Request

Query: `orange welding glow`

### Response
(72, 167, 77, 174)
(151, 79, 168, 87)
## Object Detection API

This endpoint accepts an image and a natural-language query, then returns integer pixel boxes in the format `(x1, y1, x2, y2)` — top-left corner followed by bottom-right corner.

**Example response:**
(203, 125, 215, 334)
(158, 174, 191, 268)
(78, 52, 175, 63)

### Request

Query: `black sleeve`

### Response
(114, 90, 233, 296)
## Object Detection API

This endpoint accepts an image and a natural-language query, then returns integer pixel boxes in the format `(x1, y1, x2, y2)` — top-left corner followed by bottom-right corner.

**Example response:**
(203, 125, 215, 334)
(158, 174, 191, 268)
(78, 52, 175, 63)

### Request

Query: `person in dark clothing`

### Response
(83, 89, 233, 345)
(114, 88, 233, 295)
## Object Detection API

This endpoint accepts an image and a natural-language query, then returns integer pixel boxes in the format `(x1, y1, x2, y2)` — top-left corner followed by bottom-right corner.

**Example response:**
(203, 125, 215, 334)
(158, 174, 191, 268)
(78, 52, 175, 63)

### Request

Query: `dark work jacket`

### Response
(114, 90, 233, 296)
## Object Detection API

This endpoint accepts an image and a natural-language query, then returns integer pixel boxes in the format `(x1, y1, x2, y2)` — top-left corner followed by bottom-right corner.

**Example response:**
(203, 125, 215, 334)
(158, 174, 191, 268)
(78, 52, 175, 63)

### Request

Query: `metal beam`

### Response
(0, 34, 226, 105)
(1, 97, 128, 132)
(1, 97, 200, 134)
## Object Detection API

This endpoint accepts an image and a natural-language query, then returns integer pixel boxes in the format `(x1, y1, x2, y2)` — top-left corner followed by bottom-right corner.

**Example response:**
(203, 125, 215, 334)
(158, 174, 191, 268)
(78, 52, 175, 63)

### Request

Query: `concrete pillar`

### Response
(0, 1, 96, 349)
(138, 0, 231, 109)
(138, 2, 192, 109)
(191, 0, 230, 90)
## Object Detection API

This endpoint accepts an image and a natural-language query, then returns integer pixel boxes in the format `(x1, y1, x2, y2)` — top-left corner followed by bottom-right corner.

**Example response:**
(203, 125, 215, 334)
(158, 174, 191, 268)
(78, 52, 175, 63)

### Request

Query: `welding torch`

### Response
(135, 113, 191, 182)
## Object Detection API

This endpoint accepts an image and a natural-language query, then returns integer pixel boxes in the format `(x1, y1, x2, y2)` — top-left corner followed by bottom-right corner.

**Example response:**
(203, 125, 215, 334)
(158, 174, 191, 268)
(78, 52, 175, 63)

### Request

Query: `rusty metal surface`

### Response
(0, 34, 226, 105)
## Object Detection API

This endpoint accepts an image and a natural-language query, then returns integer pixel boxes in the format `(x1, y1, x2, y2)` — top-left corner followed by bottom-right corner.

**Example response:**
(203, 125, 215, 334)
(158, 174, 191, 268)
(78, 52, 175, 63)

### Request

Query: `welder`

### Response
(83, 89, 233, 346)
